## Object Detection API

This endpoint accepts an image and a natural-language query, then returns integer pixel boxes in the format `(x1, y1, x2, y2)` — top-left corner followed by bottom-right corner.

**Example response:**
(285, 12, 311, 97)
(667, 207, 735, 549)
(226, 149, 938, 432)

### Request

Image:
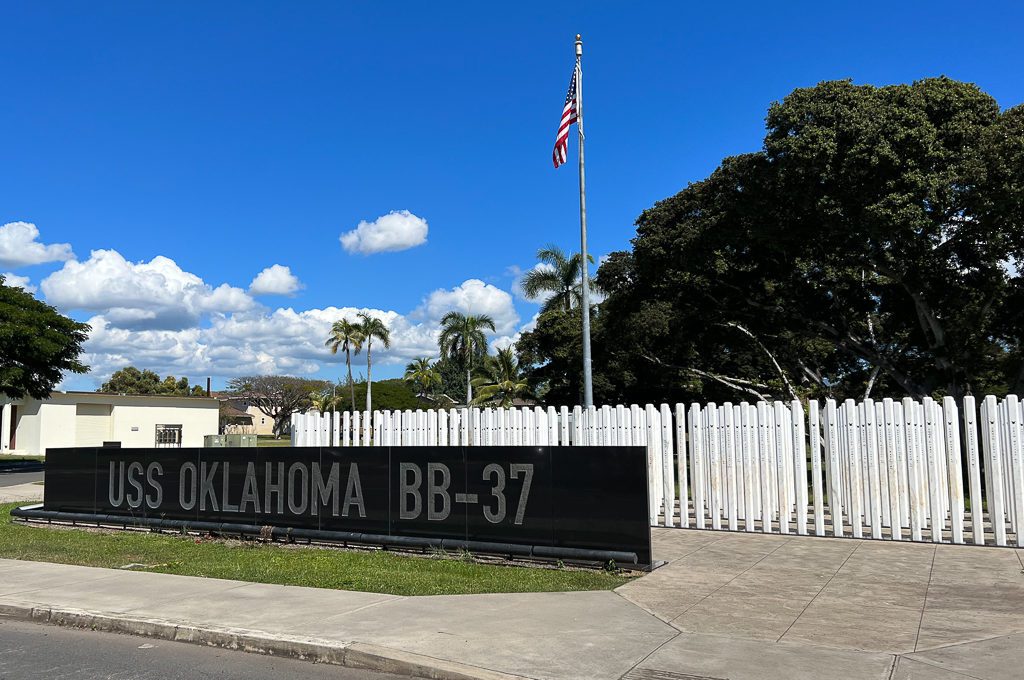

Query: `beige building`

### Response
(1, 392, 220, 455)
(216, 396, 276, 436)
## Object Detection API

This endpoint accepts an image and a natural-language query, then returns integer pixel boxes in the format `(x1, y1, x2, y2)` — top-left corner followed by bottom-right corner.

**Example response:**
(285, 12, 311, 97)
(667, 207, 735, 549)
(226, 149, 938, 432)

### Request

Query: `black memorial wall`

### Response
(42, 445, 652, 566)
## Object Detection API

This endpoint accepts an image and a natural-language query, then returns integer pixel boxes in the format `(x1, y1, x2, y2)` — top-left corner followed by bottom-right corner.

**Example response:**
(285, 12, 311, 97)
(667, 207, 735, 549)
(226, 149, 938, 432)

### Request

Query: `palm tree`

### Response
(357, 312, 391, 414)
(309, 388, 342, 413)
(404, 357, 441, 398)
(471, 347, 532, 407)
(520, 244, 597, 314)
(438, 311, 496, 404)
(325, 318, 364, 411)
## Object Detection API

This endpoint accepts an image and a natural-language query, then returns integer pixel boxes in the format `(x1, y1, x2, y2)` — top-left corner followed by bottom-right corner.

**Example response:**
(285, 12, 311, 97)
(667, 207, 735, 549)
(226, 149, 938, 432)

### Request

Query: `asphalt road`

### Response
(0, 619, 407, 680)
(0, 472, 43, 488)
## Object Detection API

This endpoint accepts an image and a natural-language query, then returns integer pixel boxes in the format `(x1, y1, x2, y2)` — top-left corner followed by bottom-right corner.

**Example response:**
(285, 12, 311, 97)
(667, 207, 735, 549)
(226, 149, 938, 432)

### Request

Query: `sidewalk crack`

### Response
(776, 541, 862, 643)
(615, 629, 681, 680)
(669, 537, 793, 623)
(912, 545, 938, 652)
(899, 654, 987, 679)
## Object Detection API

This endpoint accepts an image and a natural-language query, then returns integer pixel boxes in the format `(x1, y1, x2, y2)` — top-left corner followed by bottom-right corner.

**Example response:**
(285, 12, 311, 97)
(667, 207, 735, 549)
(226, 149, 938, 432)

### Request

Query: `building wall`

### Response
(8, 393, 219, 455)
(42, 402, 77, 449)
(110, 400, 217, 448)
(245, 405, 275, 436)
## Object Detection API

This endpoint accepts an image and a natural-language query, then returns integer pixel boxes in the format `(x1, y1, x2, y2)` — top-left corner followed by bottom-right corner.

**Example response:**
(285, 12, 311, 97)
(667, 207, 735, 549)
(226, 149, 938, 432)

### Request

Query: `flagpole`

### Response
(576, 33, 594, 408)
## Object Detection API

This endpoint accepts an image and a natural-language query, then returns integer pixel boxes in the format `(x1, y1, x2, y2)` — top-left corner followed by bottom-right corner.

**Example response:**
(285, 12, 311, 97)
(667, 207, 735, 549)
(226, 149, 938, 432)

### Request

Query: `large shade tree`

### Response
(226, 375, 330, 437)
(100, 366, 206, 396)
(438, 312, 495, 404)
(592, 78, 1024, 405)
(0, 276, 89, 399)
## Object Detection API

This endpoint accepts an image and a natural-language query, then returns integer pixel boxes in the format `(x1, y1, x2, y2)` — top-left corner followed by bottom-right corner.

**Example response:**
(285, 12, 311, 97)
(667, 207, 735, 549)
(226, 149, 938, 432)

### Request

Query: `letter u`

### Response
(108, 461, 125, 507)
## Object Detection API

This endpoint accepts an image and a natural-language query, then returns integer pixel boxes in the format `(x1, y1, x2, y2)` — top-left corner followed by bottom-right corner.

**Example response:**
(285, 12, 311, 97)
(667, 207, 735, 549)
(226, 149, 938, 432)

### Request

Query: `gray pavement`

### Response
(0, 472, 43, 488)
(0, 617, 406, 679)
(1, 527, 1023, 679)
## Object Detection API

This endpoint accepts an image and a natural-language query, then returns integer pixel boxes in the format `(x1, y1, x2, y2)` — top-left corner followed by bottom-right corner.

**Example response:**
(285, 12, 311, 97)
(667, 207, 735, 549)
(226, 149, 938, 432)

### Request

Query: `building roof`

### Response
(66, 391, 217, 401)
(27, 391, 220, 406)
(220, 405, 254, 421)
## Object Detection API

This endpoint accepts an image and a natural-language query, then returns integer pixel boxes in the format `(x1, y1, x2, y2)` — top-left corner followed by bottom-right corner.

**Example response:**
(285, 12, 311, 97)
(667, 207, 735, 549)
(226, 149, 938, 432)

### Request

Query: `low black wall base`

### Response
(11, 504, 645, 569)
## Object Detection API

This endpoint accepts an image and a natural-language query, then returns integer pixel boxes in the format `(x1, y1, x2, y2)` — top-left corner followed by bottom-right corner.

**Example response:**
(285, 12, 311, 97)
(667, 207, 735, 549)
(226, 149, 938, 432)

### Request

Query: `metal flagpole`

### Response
(575, 33, 594, 408)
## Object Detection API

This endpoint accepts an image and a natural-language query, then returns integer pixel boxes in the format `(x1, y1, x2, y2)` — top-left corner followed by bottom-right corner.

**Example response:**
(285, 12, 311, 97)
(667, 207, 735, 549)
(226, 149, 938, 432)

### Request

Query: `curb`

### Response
(0, 602, 521, 680)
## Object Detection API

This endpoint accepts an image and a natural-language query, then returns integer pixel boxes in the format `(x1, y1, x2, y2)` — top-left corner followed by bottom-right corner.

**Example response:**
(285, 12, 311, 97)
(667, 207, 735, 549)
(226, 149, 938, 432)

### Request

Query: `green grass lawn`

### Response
(257, 436, 293, 447)
(0, 503, 631, 596)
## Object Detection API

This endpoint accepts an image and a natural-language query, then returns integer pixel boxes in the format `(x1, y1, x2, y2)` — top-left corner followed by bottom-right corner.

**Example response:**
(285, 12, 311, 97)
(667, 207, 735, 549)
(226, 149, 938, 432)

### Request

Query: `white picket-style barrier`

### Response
(290, 393, 1024, 547)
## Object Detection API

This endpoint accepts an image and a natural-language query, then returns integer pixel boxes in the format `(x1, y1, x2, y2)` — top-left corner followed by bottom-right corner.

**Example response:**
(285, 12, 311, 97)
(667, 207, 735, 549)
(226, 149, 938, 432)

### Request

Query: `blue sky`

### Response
(2, 2, 1023, 390)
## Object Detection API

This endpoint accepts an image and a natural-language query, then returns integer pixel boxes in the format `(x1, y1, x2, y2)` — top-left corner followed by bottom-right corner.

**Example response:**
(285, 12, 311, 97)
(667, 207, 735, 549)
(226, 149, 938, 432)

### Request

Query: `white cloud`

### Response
(415, 279, 519, 335)
(509, 261, 556, 303)
(340, 210, 428, 255)
(490, 312, 540, 353)
(2, 272, 37, 294)
(79, 303, 444, 385)
(75, 277, 520, 386)
(0, 221, 75, 268)
(41, 249, 254, 330)
(249, 264, 303, 297)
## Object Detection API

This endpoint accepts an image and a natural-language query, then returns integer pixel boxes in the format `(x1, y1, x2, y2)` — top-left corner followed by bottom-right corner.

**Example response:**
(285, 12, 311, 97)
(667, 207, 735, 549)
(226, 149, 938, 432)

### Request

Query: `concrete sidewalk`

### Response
(0, 482, 43, 504)
(2, 529, 1024, 679)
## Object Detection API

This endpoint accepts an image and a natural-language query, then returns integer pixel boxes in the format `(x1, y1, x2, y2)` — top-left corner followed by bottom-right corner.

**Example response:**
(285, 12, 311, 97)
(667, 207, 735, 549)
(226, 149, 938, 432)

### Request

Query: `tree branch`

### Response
(720, 322, 799, 401)
(640, 353, 772, 400)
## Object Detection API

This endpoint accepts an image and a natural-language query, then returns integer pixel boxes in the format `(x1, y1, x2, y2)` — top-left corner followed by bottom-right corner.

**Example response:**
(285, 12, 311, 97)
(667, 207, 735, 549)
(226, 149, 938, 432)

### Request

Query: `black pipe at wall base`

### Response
(10, 505, 641, 568)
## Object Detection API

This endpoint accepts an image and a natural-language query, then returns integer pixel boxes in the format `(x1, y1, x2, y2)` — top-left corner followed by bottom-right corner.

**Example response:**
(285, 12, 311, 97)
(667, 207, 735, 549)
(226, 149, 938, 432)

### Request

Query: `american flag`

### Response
(552, 65, 579, 168)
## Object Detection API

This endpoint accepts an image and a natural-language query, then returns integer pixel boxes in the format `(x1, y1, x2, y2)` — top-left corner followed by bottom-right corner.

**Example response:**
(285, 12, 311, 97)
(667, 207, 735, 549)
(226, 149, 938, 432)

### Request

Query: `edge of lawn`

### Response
(0, 503, 633, 596)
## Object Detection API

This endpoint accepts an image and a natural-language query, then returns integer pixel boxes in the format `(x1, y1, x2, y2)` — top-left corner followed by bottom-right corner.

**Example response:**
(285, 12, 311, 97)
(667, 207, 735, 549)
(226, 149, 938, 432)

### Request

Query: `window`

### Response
(155, 424, 183, 448)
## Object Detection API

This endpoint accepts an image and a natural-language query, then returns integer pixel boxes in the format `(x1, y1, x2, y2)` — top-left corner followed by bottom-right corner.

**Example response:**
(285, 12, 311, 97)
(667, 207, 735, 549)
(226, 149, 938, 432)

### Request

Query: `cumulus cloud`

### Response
(0, 221, 75, 268)
(508, 262, 556, 303)
(75, 276, 522, 387)
(2, 272, 36, 294)
(489, 312, 540, 353)
(249, 264, 303, 296)
(340, 210, 428, 255)
(415, 279, 519, 335)
(41, 249, 254, 330)
(79, 304, 443, 385)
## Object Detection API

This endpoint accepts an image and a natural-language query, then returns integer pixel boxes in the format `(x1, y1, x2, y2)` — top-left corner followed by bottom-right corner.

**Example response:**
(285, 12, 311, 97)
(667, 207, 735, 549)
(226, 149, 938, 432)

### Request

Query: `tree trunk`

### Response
(273, 412, 288, 439)
(346, 348, 355, 411)
(366, 342, 373, 414)
(465, 343, 473, 404)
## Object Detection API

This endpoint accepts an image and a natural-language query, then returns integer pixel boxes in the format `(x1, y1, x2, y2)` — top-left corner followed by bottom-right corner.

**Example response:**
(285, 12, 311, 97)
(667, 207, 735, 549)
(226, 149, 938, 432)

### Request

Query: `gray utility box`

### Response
(203, 435, 227, 448)
(225, 434, 257, 447)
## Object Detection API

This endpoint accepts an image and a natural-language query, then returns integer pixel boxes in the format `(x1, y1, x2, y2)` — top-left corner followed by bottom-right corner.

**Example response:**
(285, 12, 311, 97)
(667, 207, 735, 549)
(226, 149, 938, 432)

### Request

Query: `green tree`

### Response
(227, 375, 330, 437)
(356, 312, 391, 413)
(346, 378, 435, 412)
(403, 357, 441, 398)
(516, 308, 614, 406)
(438, 312, 495, 404)
(471, 346, 532, 407)
(595, 77, 1024, 404)
(433, 350, 484, 404)
(100, 366, 205, 396)
(325, 318, 364, 411)
(309, 387, 343, 413)
(0, 276, 89, 399)
(520, 245, 596, 314)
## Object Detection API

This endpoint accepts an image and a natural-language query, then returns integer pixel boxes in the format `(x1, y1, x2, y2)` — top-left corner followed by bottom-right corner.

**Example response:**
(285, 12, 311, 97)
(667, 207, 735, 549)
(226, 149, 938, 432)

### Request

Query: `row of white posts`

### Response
(290, 394, 1024, 547)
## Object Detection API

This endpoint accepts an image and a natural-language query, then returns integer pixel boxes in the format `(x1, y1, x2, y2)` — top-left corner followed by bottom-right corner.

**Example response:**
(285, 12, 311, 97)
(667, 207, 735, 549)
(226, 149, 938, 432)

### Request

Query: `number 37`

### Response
(482, 463, 533, 525)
